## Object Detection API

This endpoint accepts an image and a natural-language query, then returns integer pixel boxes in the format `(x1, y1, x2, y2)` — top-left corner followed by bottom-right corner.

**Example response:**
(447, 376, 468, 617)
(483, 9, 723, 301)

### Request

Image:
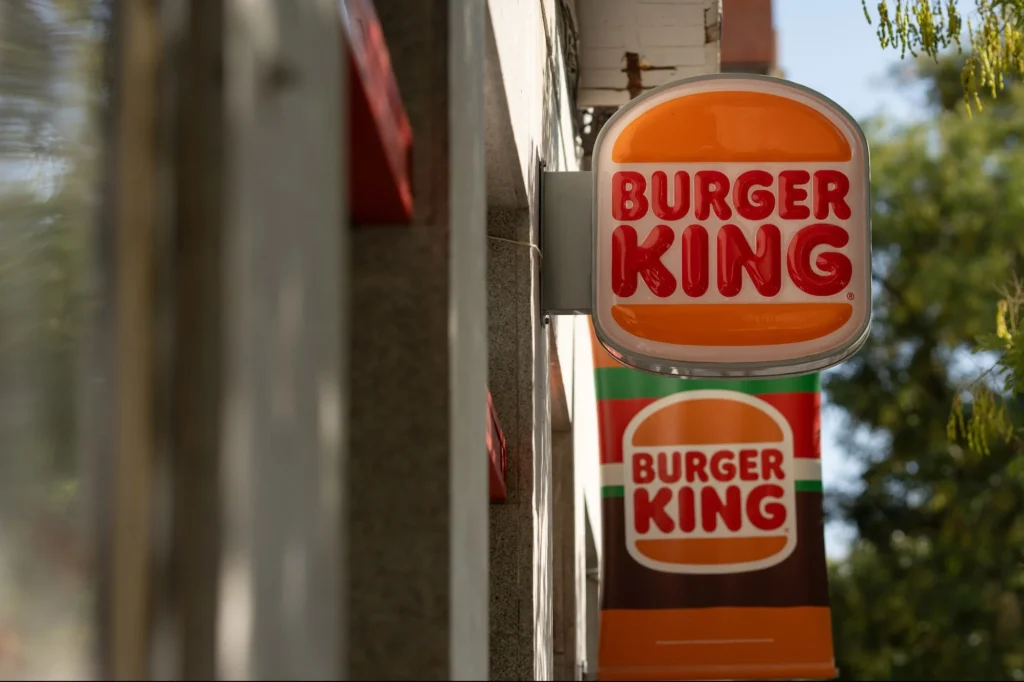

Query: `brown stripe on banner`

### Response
(600, 492, 829, 610)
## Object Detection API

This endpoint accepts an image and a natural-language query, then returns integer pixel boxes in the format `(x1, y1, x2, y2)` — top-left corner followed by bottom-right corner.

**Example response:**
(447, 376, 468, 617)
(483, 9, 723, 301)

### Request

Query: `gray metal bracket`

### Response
(541, 171, 593, 314)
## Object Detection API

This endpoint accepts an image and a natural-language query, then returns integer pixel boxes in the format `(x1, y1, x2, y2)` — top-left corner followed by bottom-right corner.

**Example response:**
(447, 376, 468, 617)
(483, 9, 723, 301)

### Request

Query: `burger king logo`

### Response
(621, 390, 798, 574)
(591, 74, 871, 377)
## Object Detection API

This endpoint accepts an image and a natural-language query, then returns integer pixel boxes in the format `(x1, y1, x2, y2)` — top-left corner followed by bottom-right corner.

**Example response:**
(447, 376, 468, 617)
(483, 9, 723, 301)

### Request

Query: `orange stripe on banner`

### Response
(592, 347, 626, 369)
(635, 536, 788, 565)
(590, 320, 627, 369)
(598, 606, 836, 681)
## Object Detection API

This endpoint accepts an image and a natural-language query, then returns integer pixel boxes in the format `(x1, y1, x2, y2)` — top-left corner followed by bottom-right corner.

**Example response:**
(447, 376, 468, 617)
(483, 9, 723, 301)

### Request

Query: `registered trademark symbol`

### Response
(846, 292, 855, 300)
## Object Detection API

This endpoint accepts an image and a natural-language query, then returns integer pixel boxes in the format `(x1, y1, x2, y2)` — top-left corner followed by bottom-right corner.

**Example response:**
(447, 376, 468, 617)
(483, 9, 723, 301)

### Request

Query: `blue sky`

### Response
(776, 0, 934, 124)
(775, 0, 936, 557)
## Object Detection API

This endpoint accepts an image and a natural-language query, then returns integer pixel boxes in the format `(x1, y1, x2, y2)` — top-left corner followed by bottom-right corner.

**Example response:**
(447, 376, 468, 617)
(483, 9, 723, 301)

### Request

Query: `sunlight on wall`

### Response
(570, 316, 602, 561)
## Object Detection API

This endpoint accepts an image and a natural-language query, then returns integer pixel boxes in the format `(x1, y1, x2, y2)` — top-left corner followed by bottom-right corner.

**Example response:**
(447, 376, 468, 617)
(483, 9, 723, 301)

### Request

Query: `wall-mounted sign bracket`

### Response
(541, 170, 593, 315)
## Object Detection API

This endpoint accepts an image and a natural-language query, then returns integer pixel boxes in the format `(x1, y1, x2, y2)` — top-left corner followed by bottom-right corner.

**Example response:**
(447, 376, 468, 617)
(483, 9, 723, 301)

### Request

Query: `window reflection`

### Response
(0, 0, 110, 678)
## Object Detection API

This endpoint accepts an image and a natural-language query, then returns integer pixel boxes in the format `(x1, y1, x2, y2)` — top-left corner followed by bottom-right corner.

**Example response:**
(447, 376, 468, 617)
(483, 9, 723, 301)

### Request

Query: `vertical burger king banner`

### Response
(590, 328, 836, 681)
(580, 73, 866, 681)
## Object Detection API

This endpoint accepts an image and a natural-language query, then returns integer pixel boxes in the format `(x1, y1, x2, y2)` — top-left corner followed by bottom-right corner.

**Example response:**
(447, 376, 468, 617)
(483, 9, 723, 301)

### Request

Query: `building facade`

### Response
(15, 0, 772, 679)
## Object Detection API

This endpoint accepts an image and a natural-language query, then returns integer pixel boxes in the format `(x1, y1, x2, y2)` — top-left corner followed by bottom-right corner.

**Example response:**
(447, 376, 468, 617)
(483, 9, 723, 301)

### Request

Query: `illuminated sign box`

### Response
(590, 76, 871, 377)
(541, 74, 872, 379)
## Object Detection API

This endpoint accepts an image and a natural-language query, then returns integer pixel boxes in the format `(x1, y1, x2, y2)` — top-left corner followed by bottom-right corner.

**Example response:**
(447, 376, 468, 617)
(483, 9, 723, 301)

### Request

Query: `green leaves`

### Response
(948, 386, 1013, 455)
(828, 54, 1024, 680)
(864, 1, 1024, 114)
(864, 0, 961, 59)
(0, 0, 103, 511)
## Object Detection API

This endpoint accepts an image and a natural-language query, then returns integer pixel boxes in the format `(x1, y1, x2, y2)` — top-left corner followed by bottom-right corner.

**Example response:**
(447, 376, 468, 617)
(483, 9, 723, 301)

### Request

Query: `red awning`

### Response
(341, 0, 414, 224)
(487, 391, 508, 501)
(342, 1, 498, 499)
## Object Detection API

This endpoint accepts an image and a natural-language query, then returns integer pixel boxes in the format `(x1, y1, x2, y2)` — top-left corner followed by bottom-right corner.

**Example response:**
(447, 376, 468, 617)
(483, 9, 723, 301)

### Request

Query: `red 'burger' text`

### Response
(631, 448, 788, 534)
(613, 169, 851, 224)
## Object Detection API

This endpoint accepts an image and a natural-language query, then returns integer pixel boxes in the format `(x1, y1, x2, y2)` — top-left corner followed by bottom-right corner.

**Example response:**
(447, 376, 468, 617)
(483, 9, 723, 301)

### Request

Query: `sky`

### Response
(775, 0, 934, 125)
(774, 0, 957, 557)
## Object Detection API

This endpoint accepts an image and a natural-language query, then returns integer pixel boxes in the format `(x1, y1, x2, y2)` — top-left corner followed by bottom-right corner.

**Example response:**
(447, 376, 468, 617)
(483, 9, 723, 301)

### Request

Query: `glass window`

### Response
(0, 0, 111, 678)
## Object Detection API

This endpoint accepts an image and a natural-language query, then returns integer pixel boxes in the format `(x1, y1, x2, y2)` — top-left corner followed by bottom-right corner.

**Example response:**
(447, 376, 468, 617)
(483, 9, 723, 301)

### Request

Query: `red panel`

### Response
(487, 391, 508, 502)
(341, 0, 414, 224)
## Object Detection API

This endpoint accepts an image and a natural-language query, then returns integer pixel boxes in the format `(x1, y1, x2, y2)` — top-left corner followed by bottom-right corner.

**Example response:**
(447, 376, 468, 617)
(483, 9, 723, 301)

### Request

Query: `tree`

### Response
(863, 3, 1024, 459)
(0, 0, 104, 503)
(825, 56, 1024, 680)
(861, 0, 1024, 114)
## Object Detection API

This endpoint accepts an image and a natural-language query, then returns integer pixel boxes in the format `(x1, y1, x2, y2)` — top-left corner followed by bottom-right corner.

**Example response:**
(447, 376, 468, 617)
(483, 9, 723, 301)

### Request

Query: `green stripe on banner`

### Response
(594, 368, 821, 401)
(602, 481, 821, 497)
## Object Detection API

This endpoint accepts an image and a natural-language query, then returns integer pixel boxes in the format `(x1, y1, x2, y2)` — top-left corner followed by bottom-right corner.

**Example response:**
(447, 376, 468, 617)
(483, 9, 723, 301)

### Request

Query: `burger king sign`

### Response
(623, 390, 799, 575)
(591, 74, 871, 378)
(591, 327, 837, 681)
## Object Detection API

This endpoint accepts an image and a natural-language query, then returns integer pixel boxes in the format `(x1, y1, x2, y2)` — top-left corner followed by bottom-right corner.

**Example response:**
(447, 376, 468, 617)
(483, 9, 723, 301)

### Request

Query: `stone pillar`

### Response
(217, 0, 346, 677)
(347, 0, 489, 678)
(487, 204, 553, 681)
